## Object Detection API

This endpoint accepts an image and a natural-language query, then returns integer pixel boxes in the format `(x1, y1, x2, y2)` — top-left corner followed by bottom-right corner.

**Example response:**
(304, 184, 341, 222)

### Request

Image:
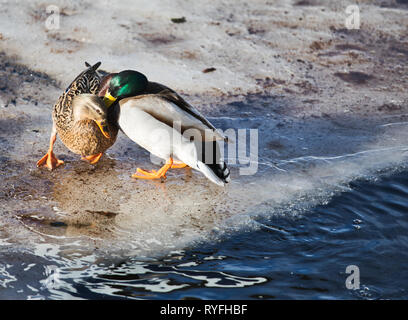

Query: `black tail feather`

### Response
(84, 61, 101, 71)
(207, 161, 230, 184)
(201, 140, 230, 184)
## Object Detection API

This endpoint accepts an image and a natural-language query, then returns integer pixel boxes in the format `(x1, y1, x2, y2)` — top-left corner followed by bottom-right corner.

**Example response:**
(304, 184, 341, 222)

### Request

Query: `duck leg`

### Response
(37, 125, 64, 170)
(171, 160, 188, 169)
(132, 158, 173, 180)
(81, 153, 103, 164)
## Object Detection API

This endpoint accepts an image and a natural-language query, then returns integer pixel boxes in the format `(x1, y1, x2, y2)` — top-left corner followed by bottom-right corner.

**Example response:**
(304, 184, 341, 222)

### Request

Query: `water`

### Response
(1, 169, 408, 299)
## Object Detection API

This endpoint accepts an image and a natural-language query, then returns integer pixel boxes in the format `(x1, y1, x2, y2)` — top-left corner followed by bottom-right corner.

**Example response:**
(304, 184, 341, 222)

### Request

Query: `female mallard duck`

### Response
(98, 70, 230, 186)
(37, 62, 118, 170)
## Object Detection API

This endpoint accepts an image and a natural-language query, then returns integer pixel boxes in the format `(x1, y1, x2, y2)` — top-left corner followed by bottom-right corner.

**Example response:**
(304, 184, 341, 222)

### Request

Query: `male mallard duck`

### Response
(37, 62, 118, 170)
(98, 70, 231, 186)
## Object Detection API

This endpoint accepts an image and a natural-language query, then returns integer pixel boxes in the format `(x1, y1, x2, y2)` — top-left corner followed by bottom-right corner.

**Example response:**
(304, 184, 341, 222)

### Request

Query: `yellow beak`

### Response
(95, 120, 110, 139)
(103, 91, 117, 108)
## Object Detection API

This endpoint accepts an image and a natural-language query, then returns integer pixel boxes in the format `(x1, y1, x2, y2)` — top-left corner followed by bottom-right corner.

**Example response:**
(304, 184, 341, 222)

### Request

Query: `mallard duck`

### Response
(98, 70, 231, 186)
(37, 62, 118, 170)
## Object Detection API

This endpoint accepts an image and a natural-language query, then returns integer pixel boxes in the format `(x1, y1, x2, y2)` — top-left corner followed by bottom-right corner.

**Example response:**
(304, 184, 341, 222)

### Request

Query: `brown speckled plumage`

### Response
(53, 62, 118, 156)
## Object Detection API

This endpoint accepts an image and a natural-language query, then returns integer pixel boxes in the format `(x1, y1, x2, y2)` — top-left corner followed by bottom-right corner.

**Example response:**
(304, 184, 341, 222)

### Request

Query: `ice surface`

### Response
(1, 0, 406, 95)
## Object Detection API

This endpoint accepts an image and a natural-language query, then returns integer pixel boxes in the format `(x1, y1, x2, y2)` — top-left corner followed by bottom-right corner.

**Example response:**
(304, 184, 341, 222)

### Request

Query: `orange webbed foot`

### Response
(131, 158, 173, 180)
(37, 151, 64, 170)
(170, 161, 188, 169)
(81, 153, 103, 164)
(132, 169, 166, 180)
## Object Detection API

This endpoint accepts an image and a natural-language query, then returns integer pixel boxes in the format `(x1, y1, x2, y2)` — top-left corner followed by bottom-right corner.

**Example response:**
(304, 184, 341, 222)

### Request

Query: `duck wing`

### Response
(54, 62, 102, 125)
(121, 83, 227, 142)
(119, 92, 227, 142)
(64, 62, 101, 93)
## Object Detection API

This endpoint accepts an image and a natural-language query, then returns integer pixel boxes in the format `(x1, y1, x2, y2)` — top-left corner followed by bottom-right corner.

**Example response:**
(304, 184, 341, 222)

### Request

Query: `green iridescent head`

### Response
(103, 70, 148, 107)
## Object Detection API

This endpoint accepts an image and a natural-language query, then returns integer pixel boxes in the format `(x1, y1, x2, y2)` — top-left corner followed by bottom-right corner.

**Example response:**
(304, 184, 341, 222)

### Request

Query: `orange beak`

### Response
(95, 120, 110, 139)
